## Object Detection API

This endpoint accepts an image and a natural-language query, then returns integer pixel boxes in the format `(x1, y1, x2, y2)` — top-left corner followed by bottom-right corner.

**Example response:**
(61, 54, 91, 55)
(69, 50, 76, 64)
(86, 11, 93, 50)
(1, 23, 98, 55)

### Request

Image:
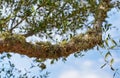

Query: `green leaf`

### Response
(36, 58, 46, 62)
(109, 45, 116, 49)
(62, 58, 67, 63)
(40, 63, 46, 70)
(96, 46, 99, 50)
(111, 39, 117, 45)
(50, 60, 54, 64)
(70, 34, 73, 38)
(101, 63, 107, 69)
(31, 5, 35, 12)
(105, 51, 112, 59)
(110, 66, 115, 71)
(99, 43, 105, 48)
(108, 24, 112, 27)
(7, 53, 12, 59)
(0, 56, 6, 59)
(74, 53, 78, 57)
(110, 58, 114, 66)
(105, 38, 109, 46)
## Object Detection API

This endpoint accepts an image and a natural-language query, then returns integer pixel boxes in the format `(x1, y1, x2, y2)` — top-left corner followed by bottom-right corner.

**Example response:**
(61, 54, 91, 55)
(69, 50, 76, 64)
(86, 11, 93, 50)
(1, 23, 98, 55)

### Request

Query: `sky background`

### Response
(0, 3, 120, 78)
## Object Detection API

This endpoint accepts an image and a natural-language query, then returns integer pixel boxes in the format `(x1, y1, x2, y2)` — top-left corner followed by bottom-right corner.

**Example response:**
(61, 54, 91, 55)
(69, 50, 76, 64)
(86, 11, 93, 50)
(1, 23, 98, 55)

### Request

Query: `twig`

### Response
(9, 17, 26, 33)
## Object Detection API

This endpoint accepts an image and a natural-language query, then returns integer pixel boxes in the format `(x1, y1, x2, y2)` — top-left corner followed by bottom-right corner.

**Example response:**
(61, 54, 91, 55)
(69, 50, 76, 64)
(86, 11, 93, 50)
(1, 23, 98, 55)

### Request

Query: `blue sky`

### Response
(49, 9, 120, 78)
(0, 4, 120, 78)
(39, 8, 120, 78)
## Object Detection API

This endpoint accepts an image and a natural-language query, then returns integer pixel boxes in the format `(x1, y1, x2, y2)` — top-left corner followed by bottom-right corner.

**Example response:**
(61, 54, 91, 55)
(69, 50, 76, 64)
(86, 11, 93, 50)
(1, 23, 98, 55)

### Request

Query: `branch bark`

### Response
(0, 0, 111, 59)
(93, 0, 111, 30)
(0, 29, 102, 59)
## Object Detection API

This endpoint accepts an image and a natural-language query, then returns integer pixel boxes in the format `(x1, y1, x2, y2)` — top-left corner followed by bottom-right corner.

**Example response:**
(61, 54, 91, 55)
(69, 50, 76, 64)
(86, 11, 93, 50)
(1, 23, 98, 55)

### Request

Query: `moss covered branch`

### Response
(0, 29, 102, 59)
(0, 0, 111, 59)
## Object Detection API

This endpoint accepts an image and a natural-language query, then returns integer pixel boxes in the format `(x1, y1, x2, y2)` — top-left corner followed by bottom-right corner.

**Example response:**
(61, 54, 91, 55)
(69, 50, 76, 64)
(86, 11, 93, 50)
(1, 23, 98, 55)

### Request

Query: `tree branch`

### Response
(0, 0, 111, 59)
(9, 17, 26, 33)
(23, 2, 68, 37)
(0, 29, 102, 59)
(93, 0, 111, 30)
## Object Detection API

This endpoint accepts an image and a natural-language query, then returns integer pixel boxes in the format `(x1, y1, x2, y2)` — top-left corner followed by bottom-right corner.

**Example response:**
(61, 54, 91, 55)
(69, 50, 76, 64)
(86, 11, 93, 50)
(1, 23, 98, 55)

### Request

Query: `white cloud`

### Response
(59, 70, 80, 78)
(82, 60, 93, 68)
(112, 53, 120, 63)
(114, 57, 120, 63)
(58, 59, 112, 78)
(58, 69, 111, 78)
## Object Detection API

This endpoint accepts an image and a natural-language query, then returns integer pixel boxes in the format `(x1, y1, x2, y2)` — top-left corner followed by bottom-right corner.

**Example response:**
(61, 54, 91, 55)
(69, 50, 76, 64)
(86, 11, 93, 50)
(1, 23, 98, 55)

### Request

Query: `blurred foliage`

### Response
(0, 53, 50, 78)
(0, 0, 119, 39)
(0, 0, 90, 38)
(0, 0, 120, 78)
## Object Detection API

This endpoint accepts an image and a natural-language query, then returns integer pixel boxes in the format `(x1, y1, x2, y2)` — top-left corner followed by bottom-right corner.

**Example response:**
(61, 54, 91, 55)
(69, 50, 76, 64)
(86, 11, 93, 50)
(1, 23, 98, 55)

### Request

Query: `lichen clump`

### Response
(0, 32, 25, 43)
(0, 28, 102, 59)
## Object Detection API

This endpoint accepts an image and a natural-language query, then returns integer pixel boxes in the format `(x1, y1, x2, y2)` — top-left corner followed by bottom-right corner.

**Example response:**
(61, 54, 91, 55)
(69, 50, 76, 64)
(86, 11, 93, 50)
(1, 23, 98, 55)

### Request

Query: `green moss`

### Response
(0, 32, 26, 43)
(36, 41, 51, 46)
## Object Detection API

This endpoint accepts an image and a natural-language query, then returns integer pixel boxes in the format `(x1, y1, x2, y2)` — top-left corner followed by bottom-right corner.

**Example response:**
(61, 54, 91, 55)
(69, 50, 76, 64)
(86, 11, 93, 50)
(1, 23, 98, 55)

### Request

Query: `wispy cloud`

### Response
(58, 69, 111, 78)
(58, 60, 112, 78)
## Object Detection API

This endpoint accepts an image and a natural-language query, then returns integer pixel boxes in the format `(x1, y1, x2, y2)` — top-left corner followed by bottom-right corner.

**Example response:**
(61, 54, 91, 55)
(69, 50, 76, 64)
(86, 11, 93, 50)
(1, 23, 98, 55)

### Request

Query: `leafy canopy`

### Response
(0, 0, 111, 38)
(0, 0, 120, 78)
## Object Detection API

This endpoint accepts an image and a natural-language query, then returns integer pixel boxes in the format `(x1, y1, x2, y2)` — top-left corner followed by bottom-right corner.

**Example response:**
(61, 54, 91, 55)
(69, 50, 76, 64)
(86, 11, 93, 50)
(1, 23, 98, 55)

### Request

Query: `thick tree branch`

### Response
(0, 29, 102, 59)
(93, 0, 111, 30)
(0, 0, 111, 59)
